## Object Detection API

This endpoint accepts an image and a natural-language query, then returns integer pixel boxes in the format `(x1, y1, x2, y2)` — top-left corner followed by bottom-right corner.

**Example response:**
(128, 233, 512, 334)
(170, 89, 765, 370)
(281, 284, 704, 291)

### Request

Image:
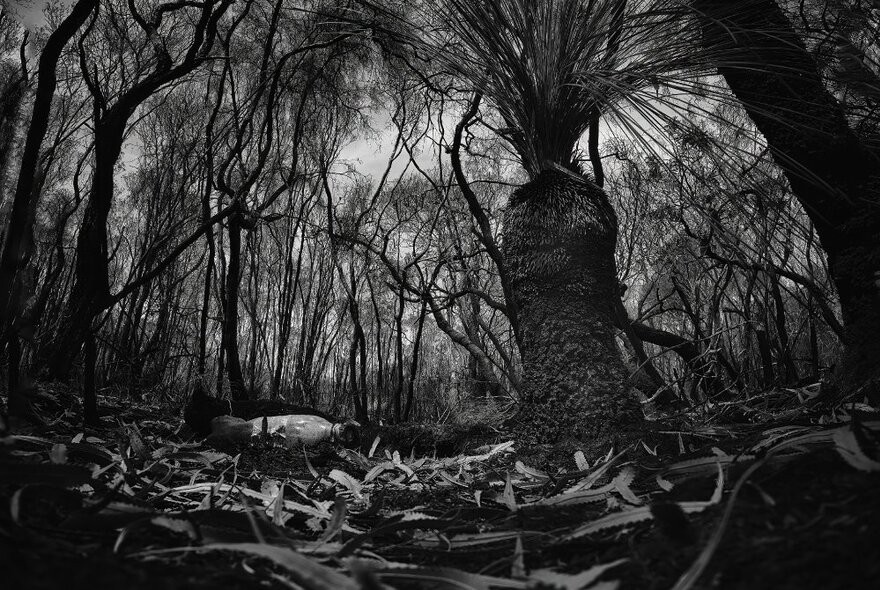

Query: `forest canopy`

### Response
(0, 0, 877, 442)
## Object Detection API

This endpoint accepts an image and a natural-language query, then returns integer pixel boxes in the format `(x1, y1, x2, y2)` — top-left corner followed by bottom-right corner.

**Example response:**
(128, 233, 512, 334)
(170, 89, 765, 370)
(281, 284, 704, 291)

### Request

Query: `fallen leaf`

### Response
(834, 427, 880, 472)
(50, 443, 68, 465)
(529, 558, 627, 589)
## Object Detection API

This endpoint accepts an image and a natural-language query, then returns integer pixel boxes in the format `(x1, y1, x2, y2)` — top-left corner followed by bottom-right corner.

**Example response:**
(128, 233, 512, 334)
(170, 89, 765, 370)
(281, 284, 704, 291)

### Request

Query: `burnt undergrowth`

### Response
(1, 381, 879, 590)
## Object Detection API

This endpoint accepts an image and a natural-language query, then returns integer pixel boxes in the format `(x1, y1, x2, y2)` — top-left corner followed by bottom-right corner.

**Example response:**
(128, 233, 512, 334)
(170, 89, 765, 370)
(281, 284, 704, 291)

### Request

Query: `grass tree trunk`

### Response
(504, 169, 643, 451)
(696, 0, 880, 391)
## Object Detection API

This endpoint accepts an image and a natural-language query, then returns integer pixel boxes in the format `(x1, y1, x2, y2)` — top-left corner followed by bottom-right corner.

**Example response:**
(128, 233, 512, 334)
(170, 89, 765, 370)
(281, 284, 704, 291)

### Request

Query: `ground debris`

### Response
(2, 390, 879, 589)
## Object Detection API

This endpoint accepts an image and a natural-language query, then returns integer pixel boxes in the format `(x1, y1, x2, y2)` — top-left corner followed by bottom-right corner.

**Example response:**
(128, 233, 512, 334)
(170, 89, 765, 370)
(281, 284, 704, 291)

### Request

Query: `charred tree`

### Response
(48, 0, 234, 379)
(504, 169, 643, 449)
(0, 0, 98, 416)
(696, 0, 880, 390)
(222, 211, 248, 400)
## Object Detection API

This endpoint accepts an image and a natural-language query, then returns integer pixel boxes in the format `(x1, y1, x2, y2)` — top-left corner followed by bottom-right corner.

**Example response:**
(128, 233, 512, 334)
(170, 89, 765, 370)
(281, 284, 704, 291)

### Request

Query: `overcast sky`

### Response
(3, 0, 51, 30)
(2, 0, 451, 189)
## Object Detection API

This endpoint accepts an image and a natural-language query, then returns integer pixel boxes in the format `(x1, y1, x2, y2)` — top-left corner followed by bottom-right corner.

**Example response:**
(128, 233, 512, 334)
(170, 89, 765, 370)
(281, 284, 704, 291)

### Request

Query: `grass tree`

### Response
(369, 0, 877, 450)
(398, 0, 695, 451)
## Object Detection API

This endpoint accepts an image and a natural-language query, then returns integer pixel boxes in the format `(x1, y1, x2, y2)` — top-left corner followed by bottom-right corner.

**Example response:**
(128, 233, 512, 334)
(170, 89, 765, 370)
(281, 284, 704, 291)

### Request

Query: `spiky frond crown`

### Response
(418, 0, 692, 177)
(355, 0, 876, 188)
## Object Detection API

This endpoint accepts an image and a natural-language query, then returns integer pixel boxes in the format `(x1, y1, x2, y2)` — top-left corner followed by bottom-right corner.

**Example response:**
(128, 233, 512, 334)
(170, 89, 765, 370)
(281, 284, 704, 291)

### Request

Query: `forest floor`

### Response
(2, 383, 879, 590)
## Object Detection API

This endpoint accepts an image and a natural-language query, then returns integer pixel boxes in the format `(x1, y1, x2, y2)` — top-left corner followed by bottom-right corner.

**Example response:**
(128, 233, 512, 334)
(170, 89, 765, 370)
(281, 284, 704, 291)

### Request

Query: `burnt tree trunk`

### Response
(769, 270, 799, 384)
(0, 65, 25, 206)
(271, 203, 308, 398)
(394, 282, 405, 423)
(503, 169, 643, 450)
(696, 0, 880, 390)
(82, 331, 99, 427)
(48, 112, 127, 379)
(613, 296, 675, 407)
(345, 274, 369, 425)
(368, 277, 385, 419)
(198, 224, 215, 378)
(755, 328, 775, 387)
(44, 0, 232, 380)
(403, 297, 428, 422)
(223, 211, 247, 401)
(0, 0, 97, 414)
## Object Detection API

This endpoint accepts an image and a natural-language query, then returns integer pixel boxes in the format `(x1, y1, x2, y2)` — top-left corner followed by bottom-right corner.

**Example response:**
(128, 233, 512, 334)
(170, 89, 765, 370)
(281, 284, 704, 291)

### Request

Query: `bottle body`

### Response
(249, 414, 334, 446)
(207, 413, 359, 447)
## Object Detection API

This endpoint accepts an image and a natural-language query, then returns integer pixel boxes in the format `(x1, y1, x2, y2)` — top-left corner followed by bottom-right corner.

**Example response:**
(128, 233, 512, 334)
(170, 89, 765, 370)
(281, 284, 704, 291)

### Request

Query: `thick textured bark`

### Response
(696, 0, 880, 388)
(504, 169, 643, 449)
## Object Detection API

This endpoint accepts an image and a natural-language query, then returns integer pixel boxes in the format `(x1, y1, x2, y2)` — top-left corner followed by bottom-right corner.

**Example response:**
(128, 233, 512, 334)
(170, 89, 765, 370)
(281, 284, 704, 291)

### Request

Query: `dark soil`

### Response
(2, 387, 879, 590)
